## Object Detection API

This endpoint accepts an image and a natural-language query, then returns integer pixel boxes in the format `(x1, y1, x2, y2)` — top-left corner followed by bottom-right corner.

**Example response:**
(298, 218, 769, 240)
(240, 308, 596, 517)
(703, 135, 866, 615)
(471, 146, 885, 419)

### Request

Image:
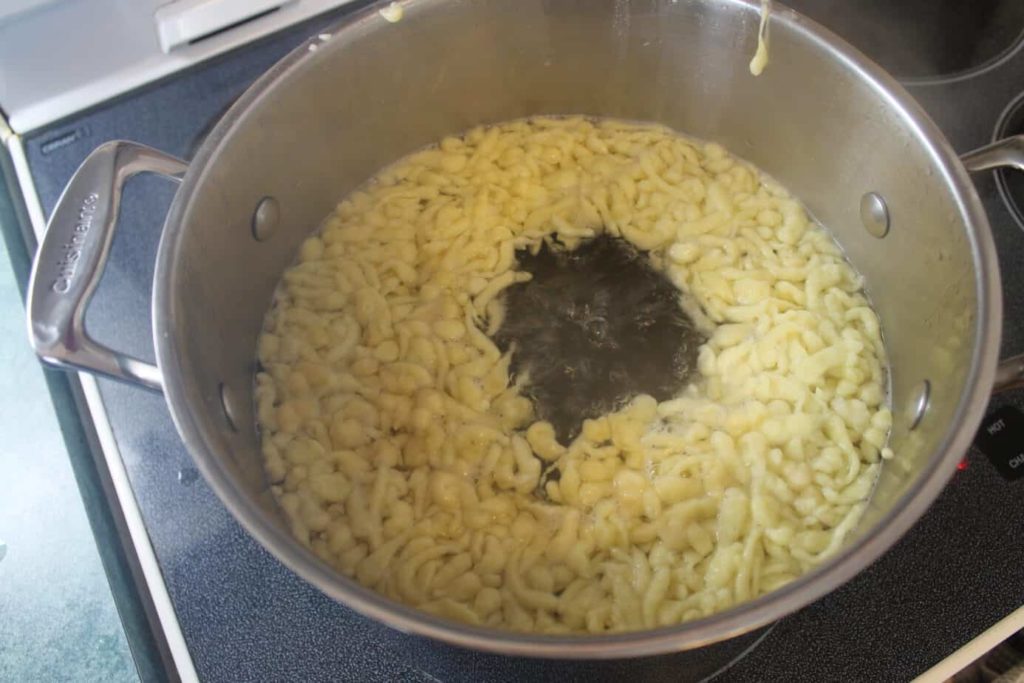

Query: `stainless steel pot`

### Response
(25, 0, 1024, 658)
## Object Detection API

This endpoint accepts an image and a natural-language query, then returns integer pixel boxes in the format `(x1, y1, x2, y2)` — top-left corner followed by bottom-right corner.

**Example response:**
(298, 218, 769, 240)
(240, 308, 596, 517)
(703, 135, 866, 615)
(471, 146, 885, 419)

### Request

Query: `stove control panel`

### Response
(977, 405, 1024, 481)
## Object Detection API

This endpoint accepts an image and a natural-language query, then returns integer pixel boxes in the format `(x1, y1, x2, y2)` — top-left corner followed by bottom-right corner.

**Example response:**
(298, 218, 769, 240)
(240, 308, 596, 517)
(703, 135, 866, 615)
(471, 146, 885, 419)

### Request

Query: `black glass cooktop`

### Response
(788, 0, 1024, 80)
(17, 3, 1024, 681)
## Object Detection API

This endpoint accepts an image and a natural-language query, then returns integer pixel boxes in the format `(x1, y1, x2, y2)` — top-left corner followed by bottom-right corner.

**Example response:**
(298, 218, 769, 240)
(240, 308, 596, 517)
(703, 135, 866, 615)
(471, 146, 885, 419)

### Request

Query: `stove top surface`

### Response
(17, 3, 1024, 680)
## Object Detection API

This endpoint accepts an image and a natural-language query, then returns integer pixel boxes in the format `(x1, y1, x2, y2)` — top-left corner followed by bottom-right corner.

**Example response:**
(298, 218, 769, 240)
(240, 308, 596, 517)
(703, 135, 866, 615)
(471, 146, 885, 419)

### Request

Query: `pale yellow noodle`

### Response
(256, 117, 890, 634)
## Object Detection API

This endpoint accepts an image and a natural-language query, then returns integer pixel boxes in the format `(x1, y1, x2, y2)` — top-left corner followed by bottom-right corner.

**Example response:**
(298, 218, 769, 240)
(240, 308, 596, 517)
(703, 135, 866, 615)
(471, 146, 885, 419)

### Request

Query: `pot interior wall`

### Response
(167, 0, 978, 577)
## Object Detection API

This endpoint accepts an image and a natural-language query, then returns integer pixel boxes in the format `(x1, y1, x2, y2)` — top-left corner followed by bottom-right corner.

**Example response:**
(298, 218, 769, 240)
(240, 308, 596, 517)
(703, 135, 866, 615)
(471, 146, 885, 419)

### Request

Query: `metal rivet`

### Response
(252, 196, 279, 242)
(908, 379, 931, 430)
(177, 467, 198, 485)
(860, 192, 890, 238)
(219, 382, 240, 432)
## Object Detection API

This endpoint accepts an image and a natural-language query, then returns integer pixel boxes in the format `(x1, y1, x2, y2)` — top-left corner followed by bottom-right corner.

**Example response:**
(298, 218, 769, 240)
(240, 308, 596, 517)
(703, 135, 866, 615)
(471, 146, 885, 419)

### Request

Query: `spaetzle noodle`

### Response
(256, 117, 890, 633)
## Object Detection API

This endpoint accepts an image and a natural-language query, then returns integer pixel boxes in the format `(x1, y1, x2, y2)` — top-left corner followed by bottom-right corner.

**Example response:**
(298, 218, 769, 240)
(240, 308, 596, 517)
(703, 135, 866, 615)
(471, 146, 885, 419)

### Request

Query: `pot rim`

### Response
(153, 0, 1002, 658)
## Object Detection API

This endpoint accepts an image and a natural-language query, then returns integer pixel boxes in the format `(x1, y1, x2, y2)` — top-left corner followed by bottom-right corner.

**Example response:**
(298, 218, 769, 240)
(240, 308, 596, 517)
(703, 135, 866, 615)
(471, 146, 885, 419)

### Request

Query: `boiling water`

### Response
(495, 234, 705, 444)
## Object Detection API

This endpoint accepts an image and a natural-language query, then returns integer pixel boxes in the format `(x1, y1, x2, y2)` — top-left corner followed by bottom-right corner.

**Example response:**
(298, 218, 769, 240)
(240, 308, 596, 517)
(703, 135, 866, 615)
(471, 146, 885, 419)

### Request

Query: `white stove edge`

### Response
(916, 604, 1024, 682)
(7, 132, 199, 683)
(1, 0, 358, 135)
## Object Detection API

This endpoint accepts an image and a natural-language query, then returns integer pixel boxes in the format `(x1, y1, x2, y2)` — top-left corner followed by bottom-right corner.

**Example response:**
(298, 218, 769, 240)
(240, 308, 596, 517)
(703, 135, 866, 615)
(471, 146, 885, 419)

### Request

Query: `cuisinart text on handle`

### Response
(51, 192, 99, 294)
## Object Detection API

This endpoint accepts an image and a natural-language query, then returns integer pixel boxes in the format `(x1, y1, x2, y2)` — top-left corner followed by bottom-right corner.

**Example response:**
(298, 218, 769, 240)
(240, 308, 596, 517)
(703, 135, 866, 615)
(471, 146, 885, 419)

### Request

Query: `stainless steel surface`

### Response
(961, 137, 1024, 394)
(251, 196, 280, 242)
(27, 141, 187, 392)
(963, 134, 1024, 172)
(860, 191, 890, 238)
(994, 355, 1024, 393)
(993, 96, 1024, 234)
(29, 0, 1006, 659)
(908, 379, 931, 430)
(219, 382, 242, 432)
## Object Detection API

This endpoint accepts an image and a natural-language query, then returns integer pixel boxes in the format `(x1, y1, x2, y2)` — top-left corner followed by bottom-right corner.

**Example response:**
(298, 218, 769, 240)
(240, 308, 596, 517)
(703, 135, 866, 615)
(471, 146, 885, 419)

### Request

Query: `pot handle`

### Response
(26, 141, 188, 393)
(962, 135, 1024, 173)
(962, 134, 1024, 393)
